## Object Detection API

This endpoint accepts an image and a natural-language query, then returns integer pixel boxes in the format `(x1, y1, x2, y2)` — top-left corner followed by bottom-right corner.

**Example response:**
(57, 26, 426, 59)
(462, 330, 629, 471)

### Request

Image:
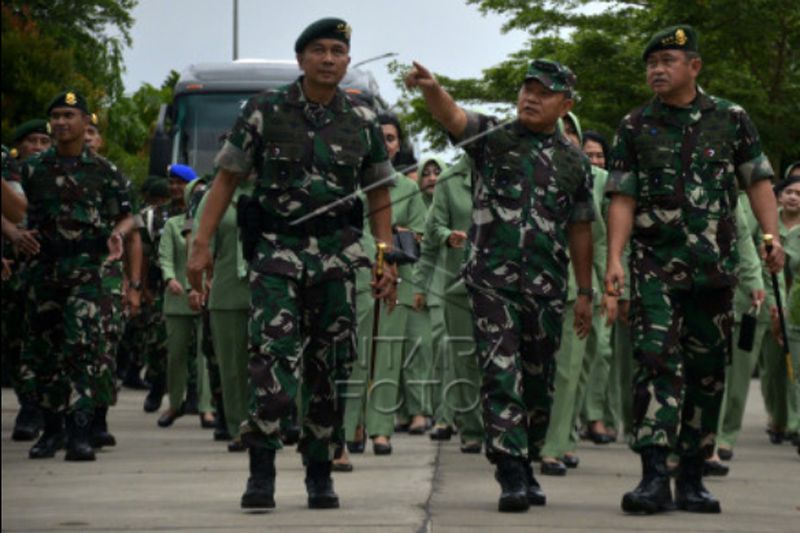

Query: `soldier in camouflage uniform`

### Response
(19, 90, 135, 462)
(188, 18, 396, 511)
(2, 119, 51, 441)
(406, 59, 595, 513)
(604, 25, 784, 514)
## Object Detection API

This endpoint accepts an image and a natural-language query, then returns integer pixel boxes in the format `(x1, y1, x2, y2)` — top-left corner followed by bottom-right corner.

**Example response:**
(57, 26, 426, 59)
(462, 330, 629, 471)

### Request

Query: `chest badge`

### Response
(271, 146, 281, 157)
(704, 148, 716, 158)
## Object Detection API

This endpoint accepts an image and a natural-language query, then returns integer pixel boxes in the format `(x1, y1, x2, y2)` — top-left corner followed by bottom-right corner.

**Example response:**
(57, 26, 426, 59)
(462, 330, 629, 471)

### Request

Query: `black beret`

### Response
(47, 90, 89, 115)
(643, 25, 699, 61)
(295, 17, 351, 53)
(12, 119, 50, 143)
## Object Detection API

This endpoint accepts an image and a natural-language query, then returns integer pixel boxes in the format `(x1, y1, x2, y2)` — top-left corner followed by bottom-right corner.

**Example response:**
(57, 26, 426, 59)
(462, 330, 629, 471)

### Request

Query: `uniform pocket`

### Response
(264, 141, 308, 189)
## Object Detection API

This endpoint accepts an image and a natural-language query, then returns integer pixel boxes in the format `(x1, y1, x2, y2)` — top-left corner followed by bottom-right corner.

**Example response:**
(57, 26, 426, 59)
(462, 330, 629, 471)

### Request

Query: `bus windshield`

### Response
(173, 92, 254, 177)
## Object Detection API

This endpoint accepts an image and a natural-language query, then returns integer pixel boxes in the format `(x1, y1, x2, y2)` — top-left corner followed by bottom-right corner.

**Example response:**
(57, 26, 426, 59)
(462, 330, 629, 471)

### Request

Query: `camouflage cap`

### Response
(643, 25, 698, 61)
(294, 17, 351, 53)
(47, 90, 90, 115)
(524, 59, 576, 97)
(11, 119, 50, 143)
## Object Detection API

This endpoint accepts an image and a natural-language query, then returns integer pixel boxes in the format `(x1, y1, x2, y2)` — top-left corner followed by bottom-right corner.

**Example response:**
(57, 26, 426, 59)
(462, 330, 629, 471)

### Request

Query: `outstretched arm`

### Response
(405, 61, 468, 139)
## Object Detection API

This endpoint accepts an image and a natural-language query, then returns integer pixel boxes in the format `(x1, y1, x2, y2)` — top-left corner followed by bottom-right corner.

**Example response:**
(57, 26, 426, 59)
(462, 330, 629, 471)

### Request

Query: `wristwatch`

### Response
(129, 280, 143, 291)
(577, 287, 594, 298)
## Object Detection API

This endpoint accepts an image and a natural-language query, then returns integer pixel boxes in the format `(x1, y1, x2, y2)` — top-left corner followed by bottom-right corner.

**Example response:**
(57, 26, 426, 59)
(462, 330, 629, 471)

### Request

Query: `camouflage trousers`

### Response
(629, 276, 733, 458)
(467, 286, 563, 463)
(19, 258, 104, 415)
(1, 265, 26, 394)
(240, 271, 356, 463)
(143, 295, 168, 384)
(96, 261, 124, 407)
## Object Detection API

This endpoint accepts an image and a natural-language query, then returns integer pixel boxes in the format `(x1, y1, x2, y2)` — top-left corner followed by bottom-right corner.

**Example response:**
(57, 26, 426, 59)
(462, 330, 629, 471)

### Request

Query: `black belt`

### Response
(259, 204, 363, 238)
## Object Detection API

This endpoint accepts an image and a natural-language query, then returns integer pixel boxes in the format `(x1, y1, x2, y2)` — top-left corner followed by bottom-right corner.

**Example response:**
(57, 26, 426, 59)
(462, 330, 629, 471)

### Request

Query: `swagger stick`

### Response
(764, 234, 795, 382)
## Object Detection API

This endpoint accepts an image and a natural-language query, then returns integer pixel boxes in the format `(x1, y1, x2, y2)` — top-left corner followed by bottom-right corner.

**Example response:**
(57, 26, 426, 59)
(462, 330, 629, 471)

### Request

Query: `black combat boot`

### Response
(12, 402, 43, 441)
(213, 402, 231, 441)
(240, 446, 276, 509)
(28, 410, 65, 459)
(64, 411, 96, 461)
(305, 461, 340, 509)
(183, 384, 199, 415)
(621, 446, 674, 514)
(495, 457, 530, 512)
(675, 454, 721, 513)
(90, 406, 116, 448)
(122, 362, 149, 390)
(523, 462, 547, 506)
(143, 377, 165, 413)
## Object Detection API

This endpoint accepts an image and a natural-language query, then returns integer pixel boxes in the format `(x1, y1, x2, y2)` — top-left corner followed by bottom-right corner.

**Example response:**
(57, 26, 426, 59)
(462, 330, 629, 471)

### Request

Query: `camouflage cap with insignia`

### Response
(47, 90, 90, 115)
(643, 25, 698, 61)
(294, 17, 351, 53)
(524, 59, 577, 97)
(11, 119, 50, 144)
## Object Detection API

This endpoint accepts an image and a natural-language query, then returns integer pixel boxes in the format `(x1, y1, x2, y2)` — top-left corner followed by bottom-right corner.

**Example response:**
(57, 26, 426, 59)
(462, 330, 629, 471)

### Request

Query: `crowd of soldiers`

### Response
(1, 16, 799, 516)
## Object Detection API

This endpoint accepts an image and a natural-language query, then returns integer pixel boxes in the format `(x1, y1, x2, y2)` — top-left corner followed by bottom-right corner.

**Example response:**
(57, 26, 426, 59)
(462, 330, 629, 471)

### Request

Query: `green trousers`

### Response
(759, 323, 800, 434)
(582, 312, 615, 425)
(165, 315, 212, 413)
(366, 303, 409, 437)
(343, 288, 374, 441)
(541, 304, 587, 458)
(611, 315, 635, 440)
(401, 305, 434, 417)
(428, 304, 446, 421)
(443, 294, 484, 442)
(210, 309, 249, 438)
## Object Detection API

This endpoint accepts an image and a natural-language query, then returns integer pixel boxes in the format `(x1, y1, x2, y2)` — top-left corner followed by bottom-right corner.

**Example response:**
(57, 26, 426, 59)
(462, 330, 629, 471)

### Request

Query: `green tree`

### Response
(397, 0, 799, 173)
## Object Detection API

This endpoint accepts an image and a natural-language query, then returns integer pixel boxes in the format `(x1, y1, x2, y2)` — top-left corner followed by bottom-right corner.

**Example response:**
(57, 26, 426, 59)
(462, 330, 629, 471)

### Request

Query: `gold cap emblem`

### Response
(337, 22, 352, 40)
(91, 113, 99, 125)
(46, 122, 52, 135)
(65, 92, 77, 105)
(10, 148, 18, 158)
(675, 29, 687, 45)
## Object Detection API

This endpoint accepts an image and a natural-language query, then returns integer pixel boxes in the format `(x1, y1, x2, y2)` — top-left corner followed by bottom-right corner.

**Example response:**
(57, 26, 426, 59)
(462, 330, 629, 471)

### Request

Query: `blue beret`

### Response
(168, 163, 197, 182)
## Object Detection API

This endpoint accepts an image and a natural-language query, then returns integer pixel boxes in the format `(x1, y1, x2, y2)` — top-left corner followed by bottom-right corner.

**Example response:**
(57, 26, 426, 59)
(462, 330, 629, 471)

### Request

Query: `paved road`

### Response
(2, 382, 797, 532)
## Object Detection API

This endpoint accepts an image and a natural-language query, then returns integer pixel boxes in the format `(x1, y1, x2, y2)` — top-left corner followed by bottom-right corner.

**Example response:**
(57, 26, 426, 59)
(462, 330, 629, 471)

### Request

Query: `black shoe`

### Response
(64, 411, 96, 461)
(373, 439, 392, 455)
(200, 414, 216, 429)
(182, 386, 199, 415)
(523, 462, 546, 506)
(540, 459, 567, 476)
(12, 402, 42, 441)
(621, 446, 674, 514)
(90, 407, 116, 448)
(346, 440, 365, 454)
(676, 455, 721, 513)
(788, 432, 799, 447)
(702, 460, 729, 477)
(495, 457, 530, 512)
(561, 454, 579, 469)
(29, 410, 65, 459)
(280, 426, 300, 446)
(241, 446, 276, 509)
(122, 364, 149, 390)
(394, 422, 410, 433)
(157, 409, 182, 428)
(460, 441, 482, 454)
(228, 439, 247, 453)
(215, 427, 233, 441)
(214, 403, 230, 441)
(429, 425, 453, 441)
(306, 461, 340, 509)
(587, 427, 613, 445)
(767, 428, 784, 445)
(143, 379, 165, 413)
(717, 447, 733, 461)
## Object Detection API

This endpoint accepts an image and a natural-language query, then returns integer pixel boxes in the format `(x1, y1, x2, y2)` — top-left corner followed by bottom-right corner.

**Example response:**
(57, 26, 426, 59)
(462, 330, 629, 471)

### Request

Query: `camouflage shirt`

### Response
(457, 111, 595, 299)
(606, 88, 774, 289)
(22, 146, 132, 245)
(214, 77, 392, 280)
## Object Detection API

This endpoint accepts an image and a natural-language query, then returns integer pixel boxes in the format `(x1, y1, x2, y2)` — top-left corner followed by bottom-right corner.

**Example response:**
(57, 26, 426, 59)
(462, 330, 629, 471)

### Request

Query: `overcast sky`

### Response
(122, 0, 530, 107)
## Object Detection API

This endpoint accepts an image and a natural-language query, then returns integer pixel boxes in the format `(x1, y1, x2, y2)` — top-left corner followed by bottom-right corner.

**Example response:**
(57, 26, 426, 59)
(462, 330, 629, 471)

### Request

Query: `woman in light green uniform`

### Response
(402, 155, 447, 434)
(365, 113, 427, 454)
(414, 155, 484, 450)
(157, 178, 213, 427)
(193, 177, 254, 449)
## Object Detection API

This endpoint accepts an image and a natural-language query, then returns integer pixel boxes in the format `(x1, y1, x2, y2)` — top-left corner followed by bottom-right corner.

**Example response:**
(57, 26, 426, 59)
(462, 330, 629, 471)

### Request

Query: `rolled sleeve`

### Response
(214, 140, 253, 176)
(213, 96, 262, 176)
(737, 153, 774, 189)
(569, 160, 596, 223)
(605, 121, 639, 199)
(361, 159, 395, 189)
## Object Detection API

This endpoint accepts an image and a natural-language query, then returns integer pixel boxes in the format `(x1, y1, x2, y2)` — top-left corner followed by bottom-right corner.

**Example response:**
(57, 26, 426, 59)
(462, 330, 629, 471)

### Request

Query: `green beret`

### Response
(148, 178, 171, 199)
(12, 119, 50, 144)
(643, 25, 698, 61)
(524, 59, 576, 97)
(47, 90, 89, 115)
(294, 17, 351, 53)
